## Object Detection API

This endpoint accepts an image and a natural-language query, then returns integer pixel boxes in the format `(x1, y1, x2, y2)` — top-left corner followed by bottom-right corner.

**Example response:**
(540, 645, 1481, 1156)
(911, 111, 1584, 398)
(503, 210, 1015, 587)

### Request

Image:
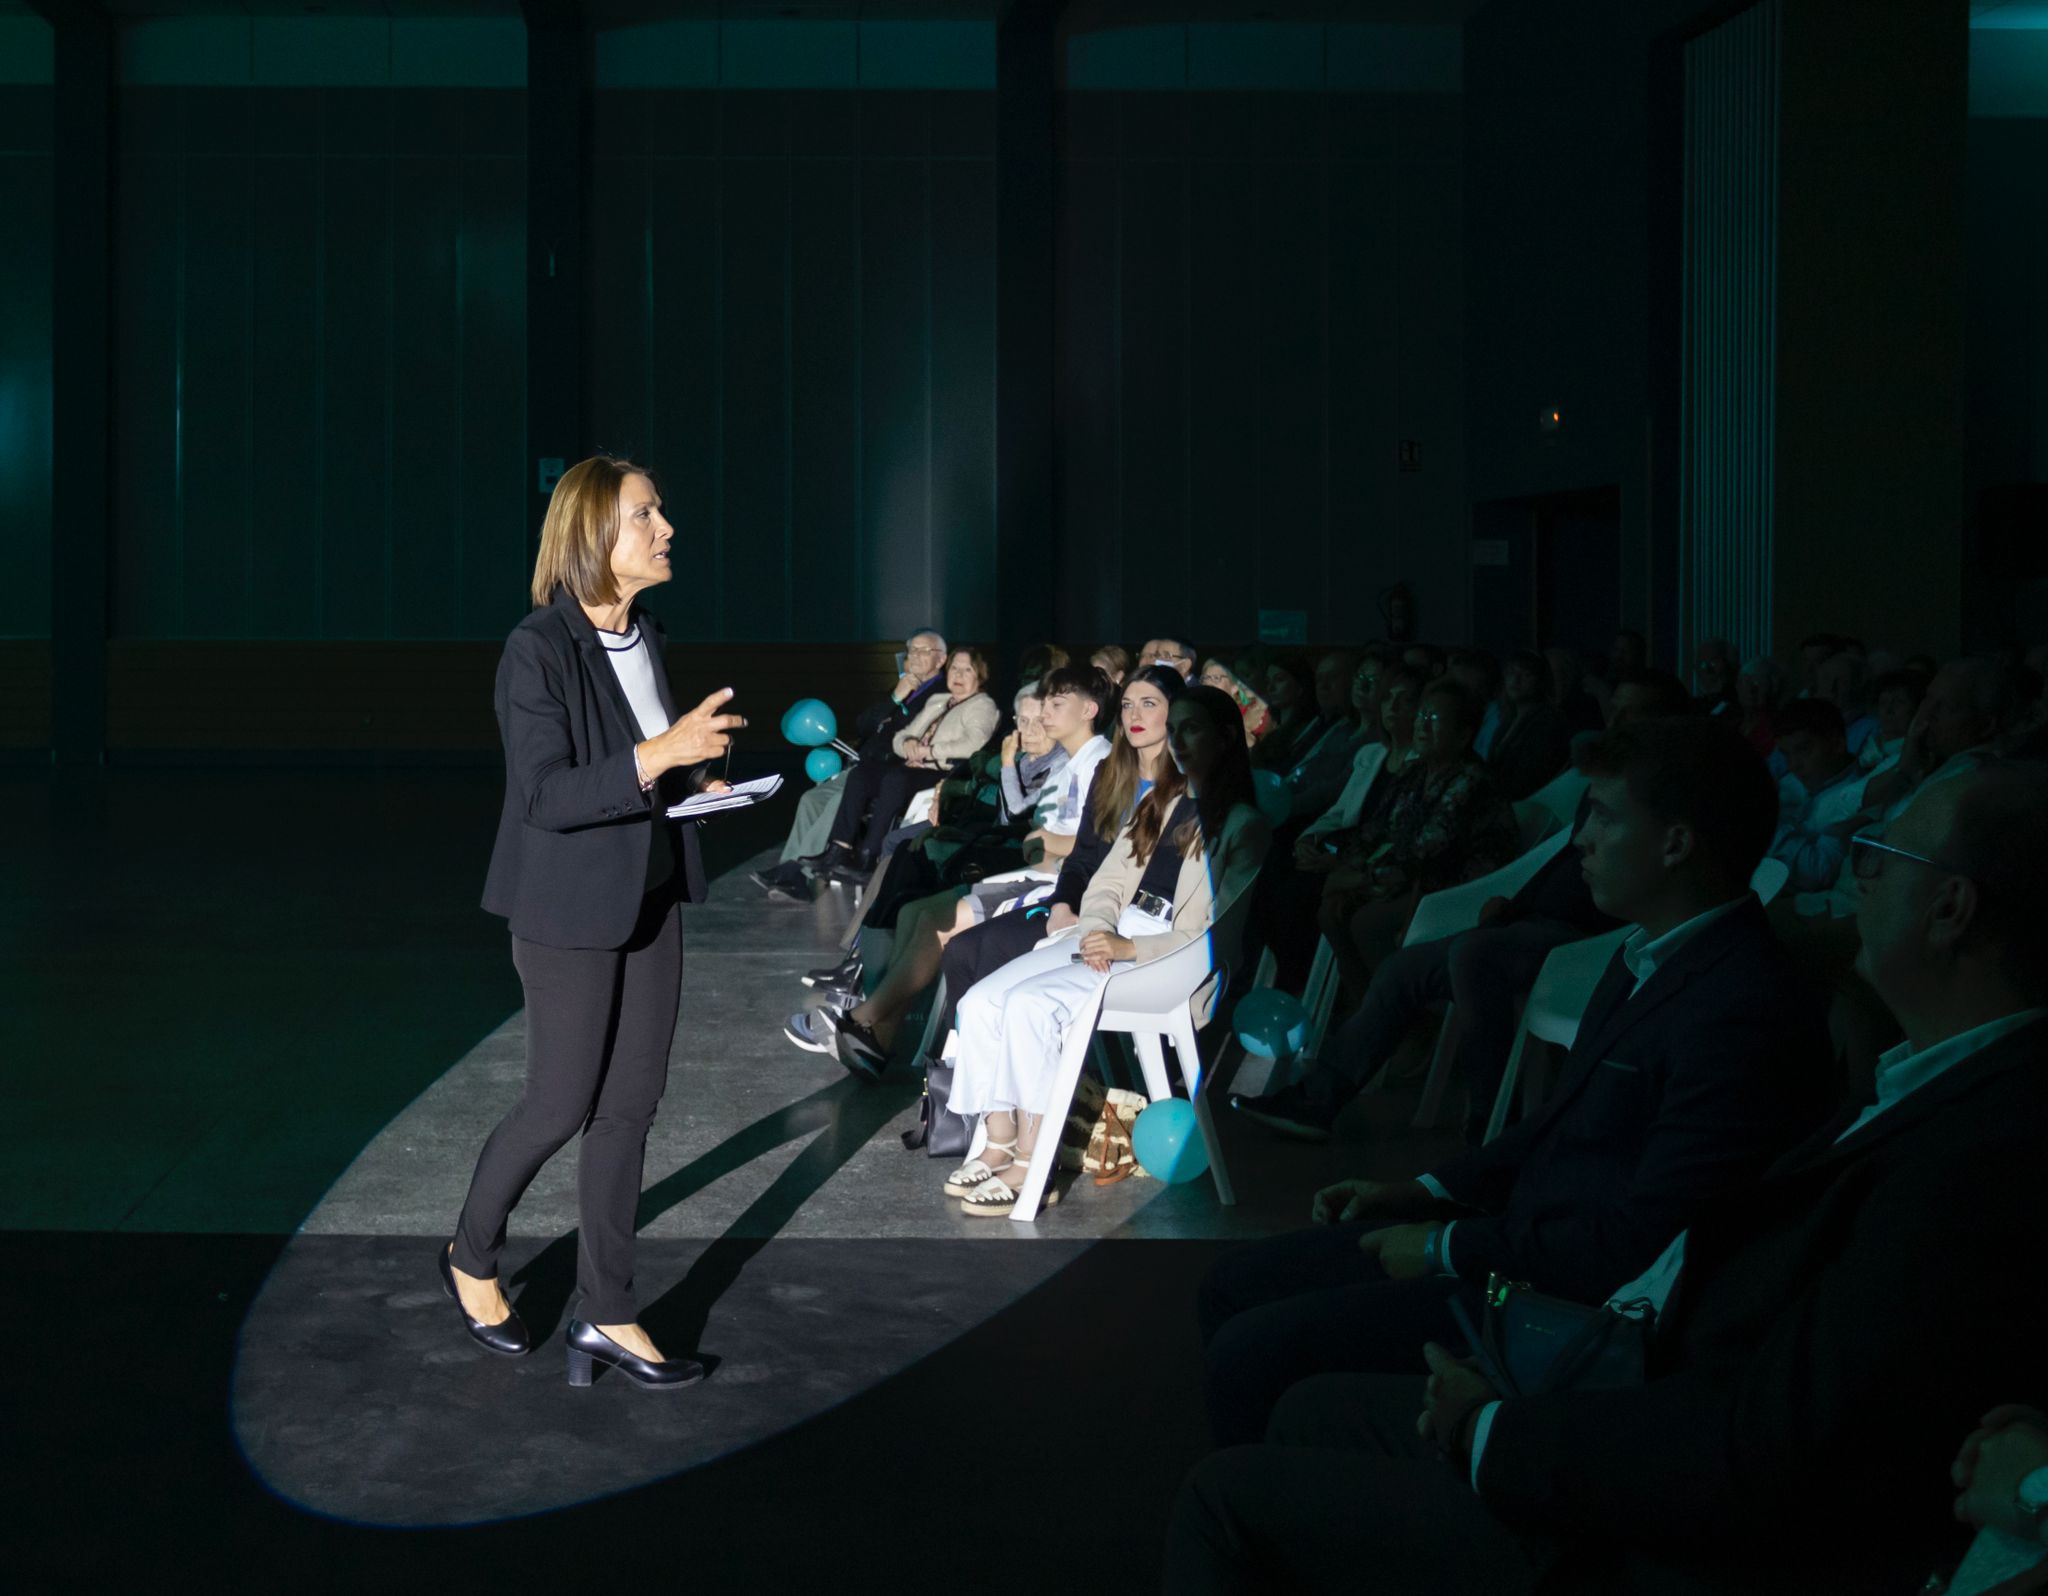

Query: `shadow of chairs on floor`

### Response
(508, 1073, 921, 1369)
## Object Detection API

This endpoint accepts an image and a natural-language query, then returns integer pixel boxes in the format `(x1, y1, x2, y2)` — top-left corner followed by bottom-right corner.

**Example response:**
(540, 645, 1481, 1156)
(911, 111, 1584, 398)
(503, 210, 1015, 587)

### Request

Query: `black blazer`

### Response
(1478, 1014, 2048, 1596)
(1432, 896, 1833, 1304)
(480, 590, 708, 950)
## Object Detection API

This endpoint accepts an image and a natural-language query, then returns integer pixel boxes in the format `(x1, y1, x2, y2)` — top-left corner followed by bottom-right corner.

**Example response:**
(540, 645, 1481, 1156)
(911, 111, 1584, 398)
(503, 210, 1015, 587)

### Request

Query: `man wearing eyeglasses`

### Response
(751, 628, 949, 902)
(1167, 762, 2048, 1596)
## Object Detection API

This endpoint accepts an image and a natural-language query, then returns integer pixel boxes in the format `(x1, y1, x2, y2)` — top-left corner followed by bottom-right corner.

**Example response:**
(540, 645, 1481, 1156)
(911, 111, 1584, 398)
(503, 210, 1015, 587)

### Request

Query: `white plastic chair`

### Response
(1009, 932, 1230, 1223)
(1511, 799, 1563, 853)
(1526, 766, 1591, 830)
(1481, 856, 1793, 1142)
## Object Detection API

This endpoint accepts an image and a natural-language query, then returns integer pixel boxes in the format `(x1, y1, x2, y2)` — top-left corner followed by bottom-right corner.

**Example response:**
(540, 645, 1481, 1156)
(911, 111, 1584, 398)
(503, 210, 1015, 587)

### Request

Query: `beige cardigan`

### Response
(892, 690, 1000, 765)
(1072, 801, 1271, 1024)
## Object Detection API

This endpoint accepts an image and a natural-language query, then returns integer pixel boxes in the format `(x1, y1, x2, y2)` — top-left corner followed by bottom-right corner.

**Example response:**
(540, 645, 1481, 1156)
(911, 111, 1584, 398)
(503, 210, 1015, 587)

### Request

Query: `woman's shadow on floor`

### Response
(508, 1073, 919, 1371)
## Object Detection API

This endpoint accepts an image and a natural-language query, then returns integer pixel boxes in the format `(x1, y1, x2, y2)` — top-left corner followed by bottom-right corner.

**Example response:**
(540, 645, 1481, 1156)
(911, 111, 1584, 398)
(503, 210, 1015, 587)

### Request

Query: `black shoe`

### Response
(1229, 1084, 1337, 1143)
(827, 856, 874, 886)
(565, 1320, 705, 1391)
(751, 865, 811, 902)
(804, 953, 862, 989)
(834, 1014, 889, 1082)
(797, 847, 848, 876)
(437, 1242, 531, 1357)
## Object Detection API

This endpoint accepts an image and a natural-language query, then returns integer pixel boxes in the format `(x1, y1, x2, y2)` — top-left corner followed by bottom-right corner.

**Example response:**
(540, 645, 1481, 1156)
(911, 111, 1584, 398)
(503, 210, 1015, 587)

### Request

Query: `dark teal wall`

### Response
(1967, 117, 2048, 495)
(0, 82, 52, 640)
(588, 90, 997, 645)
(1053, 88, 1466, 650)
(109, 87, 528, 641)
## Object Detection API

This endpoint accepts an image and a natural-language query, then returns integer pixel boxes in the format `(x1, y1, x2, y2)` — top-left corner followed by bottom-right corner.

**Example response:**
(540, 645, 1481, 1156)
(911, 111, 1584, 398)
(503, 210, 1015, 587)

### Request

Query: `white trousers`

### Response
(947, 906, 1171, 1118)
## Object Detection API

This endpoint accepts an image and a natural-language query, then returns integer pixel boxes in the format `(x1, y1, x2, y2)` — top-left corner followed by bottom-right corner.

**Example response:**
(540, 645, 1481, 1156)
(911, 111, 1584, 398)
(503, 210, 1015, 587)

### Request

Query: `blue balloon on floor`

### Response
(803, 747, 844, 784)
(1234, 987, 1309, 1059)
(781, 698, 838, 748)
(1133, 1099, 1209, 1184)
(1252, 768, 1291, 825)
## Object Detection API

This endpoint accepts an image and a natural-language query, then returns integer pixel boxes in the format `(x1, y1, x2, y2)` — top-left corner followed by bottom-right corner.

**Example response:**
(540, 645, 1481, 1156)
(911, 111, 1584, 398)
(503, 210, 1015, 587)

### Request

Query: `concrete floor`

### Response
(5, 765, 1462, 1588)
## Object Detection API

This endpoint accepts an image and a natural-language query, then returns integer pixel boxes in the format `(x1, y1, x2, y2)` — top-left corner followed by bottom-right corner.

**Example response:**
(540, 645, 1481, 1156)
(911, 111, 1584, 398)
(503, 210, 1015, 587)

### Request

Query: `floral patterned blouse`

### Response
(1341, 755, 1520, 902)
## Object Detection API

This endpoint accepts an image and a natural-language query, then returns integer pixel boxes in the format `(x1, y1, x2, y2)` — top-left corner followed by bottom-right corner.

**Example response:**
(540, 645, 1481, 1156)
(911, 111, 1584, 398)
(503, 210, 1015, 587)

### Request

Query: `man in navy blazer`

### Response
(1198, 715, 1833, 1445)
(1168, 760, 2048, 1596)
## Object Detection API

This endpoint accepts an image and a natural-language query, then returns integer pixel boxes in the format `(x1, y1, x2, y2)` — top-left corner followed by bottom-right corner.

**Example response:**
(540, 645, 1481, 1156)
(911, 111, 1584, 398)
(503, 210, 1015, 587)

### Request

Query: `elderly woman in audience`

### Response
(804, 646, 999, 883)
(1487, 648, 1574, 800)
(1199, 657, 1274, 747)
(1316, 677, 1520, 997)
(1692, 636, 1740, 715)
(940, 683, 1268, 1214)
(1815, 649, 1880, 758)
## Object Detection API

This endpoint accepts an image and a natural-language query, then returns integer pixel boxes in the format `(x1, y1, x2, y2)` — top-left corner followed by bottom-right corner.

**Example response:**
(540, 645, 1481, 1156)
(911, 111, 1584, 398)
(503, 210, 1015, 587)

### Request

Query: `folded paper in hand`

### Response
(666, 773, 784, 820)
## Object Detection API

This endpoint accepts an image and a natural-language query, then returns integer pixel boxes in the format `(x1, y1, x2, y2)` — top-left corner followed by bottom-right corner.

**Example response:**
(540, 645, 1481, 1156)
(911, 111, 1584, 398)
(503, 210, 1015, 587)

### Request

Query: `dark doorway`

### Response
(1469, 485, 1623, 657)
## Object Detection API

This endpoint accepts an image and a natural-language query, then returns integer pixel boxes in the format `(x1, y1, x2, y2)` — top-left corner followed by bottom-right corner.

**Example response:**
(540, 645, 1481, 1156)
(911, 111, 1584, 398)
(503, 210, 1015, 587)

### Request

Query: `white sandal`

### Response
(943, 1138, 1016, 1199)
(959, 1156, 1057, 1217)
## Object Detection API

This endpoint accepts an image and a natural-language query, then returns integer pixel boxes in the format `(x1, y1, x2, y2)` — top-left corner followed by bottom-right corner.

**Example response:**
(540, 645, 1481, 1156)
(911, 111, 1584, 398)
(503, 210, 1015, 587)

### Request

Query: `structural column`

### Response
(994, 0, 1058, 663)
(522, 0, 592, 554)
(34, 0, 113, 764)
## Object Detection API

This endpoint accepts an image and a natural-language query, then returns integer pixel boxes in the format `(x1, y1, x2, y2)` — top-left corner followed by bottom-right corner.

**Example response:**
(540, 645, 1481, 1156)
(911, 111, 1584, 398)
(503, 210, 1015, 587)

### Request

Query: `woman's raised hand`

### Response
(640, 688, 746, 777)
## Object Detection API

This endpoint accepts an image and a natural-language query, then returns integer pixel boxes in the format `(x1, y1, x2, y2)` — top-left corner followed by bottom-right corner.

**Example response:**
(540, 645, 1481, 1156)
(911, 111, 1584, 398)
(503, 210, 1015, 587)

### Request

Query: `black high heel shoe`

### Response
(437, 1242, 531, 1358)
(803, 952, 862, 989)
(565, 1320, 706, 1391)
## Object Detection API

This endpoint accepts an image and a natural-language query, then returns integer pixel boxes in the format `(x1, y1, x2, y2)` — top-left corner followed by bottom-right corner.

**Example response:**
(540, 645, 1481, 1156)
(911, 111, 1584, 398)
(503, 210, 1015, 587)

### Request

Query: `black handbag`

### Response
(1448, 1273, 1655, 1400)
(900, 1059, 977, 1159)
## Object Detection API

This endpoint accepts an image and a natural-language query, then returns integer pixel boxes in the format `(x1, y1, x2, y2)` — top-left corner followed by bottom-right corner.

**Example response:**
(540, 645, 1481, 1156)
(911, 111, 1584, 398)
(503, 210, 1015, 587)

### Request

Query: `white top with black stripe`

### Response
(595, 622, 671, 740)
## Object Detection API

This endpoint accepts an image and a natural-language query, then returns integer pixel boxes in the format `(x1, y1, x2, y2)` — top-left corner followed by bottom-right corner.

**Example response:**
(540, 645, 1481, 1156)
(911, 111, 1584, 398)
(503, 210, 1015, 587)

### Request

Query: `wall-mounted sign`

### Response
(1471, 539, 1510, 567)
(1258, 609, 1309, 644)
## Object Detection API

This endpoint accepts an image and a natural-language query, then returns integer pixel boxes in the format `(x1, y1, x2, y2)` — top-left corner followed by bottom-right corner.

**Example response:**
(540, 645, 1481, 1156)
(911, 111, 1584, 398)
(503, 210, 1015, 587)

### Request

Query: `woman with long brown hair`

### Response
(440, 455, 743, 1391)
(940, 678, 1270, 1216)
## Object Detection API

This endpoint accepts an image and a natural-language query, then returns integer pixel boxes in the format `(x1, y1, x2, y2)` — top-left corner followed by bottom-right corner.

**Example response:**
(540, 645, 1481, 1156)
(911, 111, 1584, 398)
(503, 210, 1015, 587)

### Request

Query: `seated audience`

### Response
(1138, 637, 1198, 681)
(1486, 649, 1574, 800)
(1447, 650, 1505, 760)
(940, 684, 1268, 1214)
(1253, 651, 1323, 769)
(1196, 714, 1832, 1449)
(1546, 646, 1604, 733)
(1797, 629, 1843, 697)
(1252, 663, 1424, 992)
(1315, 678, 1521, 997)
(751, 628, 948, 901)
(1199, 658, 1274, 746)
(1735, 655, 1784, 757)
(1692, 635, 1740, 715)
(1279, 651, 1369, 815)
(1768, 698, 1870, 893)
(1859, 667, 1927, 773)
(1089, 643, 1133, 688)
(1169, 762, 2048, 1596)
(803, 647, 998, 882)
(992, 689, 1064, 825)
(1402, 641, 1448, 683)
(920, 666, 1187, 1068)
(793, 666, 1114, 1074)
(1861, 655, 2022, 820)
(1815, 649, 1880, 757)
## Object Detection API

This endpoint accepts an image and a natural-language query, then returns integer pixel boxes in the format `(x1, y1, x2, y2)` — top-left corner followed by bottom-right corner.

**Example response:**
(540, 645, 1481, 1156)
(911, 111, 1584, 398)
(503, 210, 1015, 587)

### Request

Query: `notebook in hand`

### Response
(666, 773, 784, 821)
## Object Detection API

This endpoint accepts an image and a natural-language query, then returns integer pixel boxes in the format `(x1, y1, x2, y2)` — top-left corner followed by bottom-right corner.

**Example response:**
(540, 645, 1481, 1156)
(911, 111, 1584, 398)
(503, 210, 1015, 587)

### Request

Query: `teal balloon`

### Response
(1233, 987, 1309, 1060)
(1132, 1099, 1208, 1184)
(803, 747, 844, 784)
(1252, 768, 1292, 825)
(781, 698, 837, 748)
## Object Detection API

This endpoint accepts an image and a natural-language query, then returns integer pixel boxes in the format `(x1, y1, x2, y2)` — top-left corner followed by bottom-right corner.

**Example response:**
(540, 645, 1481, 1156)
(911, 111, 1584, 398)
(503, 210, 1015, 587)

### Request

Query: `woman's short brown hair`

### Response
(530, 455, 652, 608)
(952, 647, 992, 692)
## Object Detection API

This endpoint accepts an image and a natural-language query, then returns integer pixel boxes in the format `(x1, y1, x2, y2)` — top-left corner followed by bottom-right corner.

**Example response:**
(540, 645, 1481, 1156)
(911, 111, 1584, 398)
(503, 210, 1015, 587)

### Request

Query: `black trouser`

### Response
(825, 757, 928, 862)
(452, 890, 683, 1326)
(1197, 1220, 1477, 1447)
(1249, 853, 1330, 993)
(1306, 915, 1585, 1141)
(930, 907, 1047, 1048)
(1166, 1373, 1547, 1595)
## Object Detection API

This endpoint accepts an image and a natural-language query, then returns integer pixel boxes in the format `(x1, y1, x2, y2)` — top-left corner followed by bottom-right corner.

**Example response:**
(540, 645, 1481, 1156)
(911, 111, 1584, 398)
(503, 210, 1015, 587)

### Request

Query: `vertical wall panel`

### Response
(644, 155, 721, 642)
(788, 157, 863, 641)
(1678, 0, 1780, 668)
(110, 85, 526, 641)
(929, 154, 998, 642)
(0, 85, 54, 641)
(1061, 87, 1464, 649)
(860, 154, 933, 637)
(719, 147, 791, 640)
